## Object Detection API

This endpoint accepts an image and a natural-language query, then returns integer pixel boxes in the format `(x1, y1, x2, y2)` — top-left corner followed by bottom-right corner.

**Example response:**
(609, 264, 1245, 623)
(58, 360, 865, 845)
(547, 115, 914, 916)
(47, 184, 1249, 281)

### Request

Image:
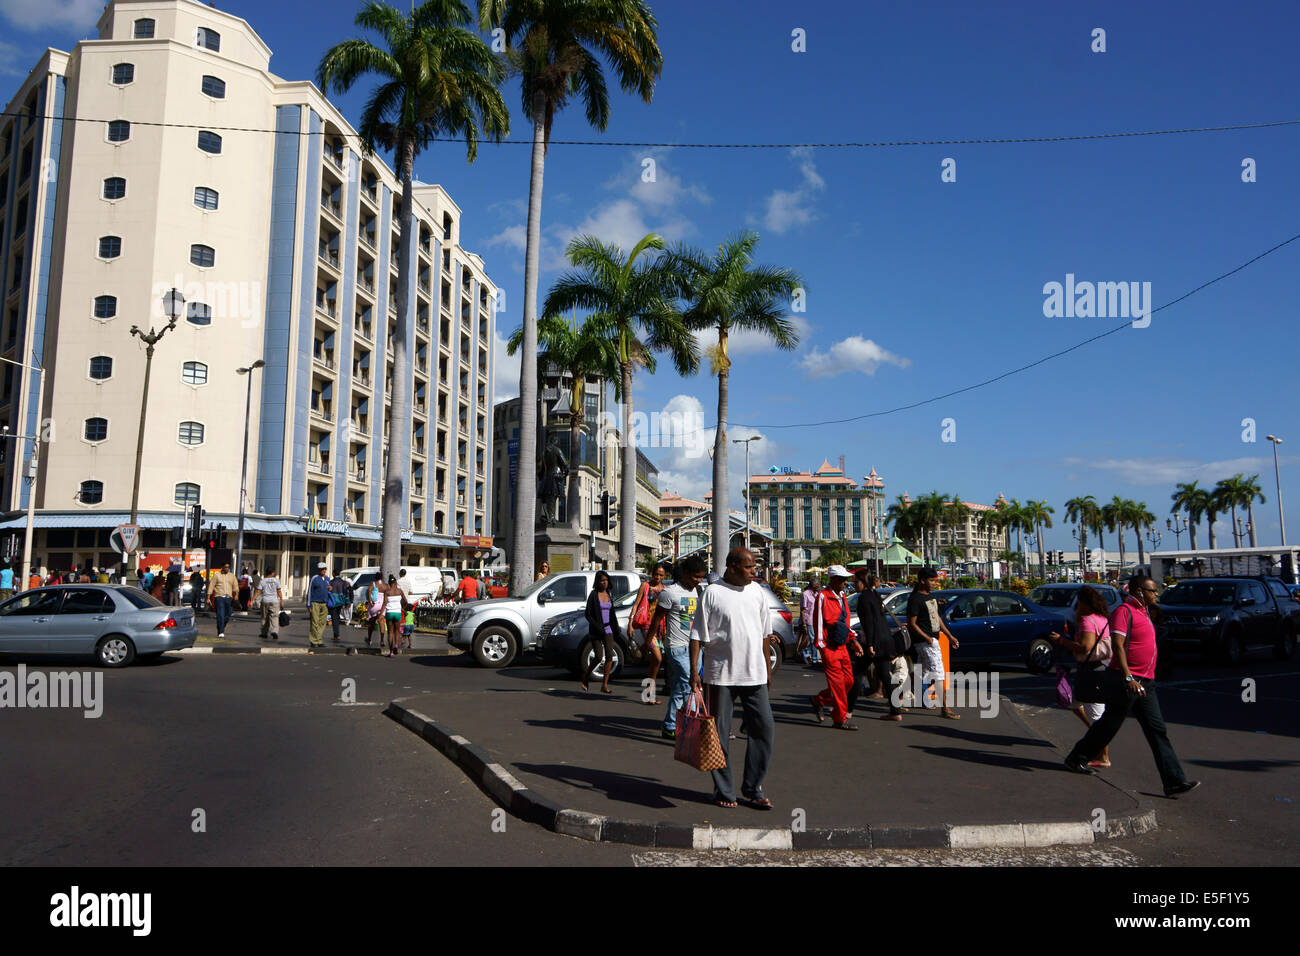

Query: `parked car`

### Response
(1027, 583, 1125, 621)
(0, 585, 197, 667)
(342, 566, 447, 602)
(446, 570, 642, 668)
(1157, 576, 1299, 663)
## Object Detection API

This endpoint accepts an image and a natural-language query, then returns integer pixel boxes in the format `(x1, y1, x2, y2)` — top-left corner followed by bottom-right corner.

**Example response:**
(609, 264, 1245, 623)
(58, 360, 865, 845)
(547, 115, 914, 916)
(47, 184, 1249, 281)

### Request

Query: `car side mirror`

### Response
(538, 590, 554, 605)
(1238, 597, 1255, 608)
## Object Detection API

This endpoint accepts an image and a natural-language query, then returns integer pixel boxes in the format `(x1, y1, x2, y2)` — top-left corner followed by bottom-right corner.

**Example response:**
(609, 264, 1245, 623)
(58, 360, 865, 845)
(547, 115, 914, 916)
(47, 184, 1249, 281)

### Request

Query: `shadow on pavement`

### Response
(513, 762, 712, 810)
(907, 744, 1070, 773)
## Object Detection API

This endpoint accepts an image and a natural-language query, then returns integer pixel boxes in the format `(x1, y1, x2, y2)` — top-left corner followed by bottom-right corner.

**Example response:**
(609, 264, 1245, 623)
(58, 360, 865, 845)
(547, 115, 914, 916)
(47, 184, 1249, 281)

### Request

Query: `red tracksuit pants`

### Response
(814, 644, 854, 725)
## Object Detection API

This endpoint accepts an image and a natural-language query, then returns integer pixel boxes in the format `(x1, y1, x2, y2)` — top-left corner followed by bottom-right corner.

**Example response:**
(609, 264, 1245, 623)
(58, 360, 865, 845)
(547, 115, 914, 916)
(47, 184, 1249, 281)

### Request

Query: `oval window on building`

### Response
(84, 417, 108, 442)
(79, 480, 104, 505)
(112, 63, 134, 85)
(175, 482, 201, 506)
(107, 120, 130, 142)
(186, 302, 212, 326)
(178, 421, 205, 445)
(193, 186, 219, 210)
(102, 177, 126, 199)
(182, 361, 208, 385)
(98, 236, 121, 259)
(201, 75, 225, 99)
(89, 356, 113, 380)
(93, 295, 117, 319)
(190, 244, 215, 267)
(197, 130, 222, 154)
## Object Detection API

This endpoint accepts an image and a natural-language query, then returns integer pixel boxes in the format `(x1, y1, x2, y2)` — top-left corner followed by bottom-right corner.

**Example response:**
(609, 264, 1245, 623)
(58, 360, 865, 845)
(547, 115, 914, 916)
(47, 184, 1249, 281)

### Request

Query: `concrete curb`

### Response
(385, 699, 1158, 851)
(177, 644, 461, 657)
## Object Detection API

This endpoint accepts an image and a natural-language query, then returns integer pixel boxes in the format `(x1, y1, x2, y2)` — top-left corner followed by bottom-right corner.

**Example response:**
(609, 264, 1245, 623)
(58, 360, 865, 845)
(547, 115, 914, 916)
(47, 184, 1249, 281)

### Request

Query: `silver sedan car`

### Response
(0, 585, 198, 667)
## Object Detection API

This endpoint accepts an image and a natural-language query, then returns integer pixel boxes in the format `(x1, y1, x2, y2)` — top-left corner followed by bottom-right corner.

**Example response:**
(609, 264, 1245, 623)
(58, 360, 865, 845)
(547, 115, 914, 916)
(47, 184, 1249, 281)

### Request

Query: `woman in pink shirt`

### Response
(1050, 586, 1114, 767)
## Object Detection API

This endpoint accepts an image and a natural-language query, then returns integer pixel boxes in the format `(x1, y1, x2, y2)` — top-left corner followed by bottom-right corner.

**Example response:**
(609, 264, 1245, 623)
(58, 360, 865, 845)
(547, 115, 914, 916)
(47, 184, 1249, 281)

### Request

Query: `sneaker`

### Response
(1164, 780, 1201, 797)
(661, 728, 675, 739)
(217, 632, 224, 638)
(1063, 756, 1096, 775)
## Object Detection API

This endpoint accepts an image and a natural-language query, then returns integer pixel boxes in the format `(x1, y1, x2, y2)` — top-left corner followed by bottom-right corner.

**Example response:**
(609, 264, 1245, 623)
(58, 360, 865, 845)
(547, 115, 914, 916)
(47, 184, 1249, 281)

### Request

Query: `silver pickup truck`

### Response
(446, 570, 642, 667)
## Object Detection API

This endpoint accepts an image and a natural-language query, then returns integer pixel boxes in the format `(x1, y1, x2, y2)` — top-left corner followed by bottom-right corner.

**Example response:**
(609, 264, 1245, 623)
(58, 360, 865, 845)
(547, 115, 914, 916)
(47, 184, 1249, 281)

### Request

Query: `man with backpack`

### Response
(329, 569, 352, 640)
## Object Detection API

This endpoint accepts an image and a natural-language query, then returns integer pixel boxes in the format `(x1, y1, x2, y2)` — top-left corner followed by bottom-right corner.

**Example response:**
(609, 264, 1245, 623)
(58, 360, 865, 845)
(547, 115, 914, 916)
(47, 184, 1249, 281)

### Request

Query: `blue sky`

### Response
(4, 0, 1298, 552)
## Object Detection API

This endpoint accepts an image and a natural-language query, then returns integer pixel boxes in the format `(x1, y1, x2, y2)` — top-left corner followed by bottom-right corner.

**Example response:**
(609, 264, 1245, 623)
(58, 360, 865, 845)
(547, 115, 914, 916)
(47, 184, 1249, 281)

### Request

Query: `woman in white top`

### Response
(383, 575, 406, 657)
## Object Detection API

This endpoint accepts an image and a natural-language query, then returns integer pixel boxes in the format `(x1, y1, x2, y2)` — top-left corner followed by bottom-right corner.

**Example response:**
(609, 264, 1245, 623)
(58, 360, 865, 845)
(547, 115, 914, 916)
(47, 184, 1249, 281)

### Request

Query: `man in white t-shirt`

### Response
(257, 566, 284, 640)
(689, 548, 779, 811)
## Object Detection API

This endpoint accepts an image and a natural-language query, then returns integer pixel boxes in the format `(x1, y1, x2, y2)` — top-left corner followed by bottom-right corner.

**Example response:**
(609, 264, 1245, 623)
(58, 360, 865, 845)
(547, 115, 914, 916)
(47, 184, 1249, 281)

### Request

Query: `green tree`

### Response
(886, 495, 919, 551)
(1170, 480, 1207, 551)
(1103, 496, 1127, 571)
(542, 233, 697, 569)
(479, 0, 664, 592)
(1240, 474, 1266, 547)
(1065, 494, 1099, 573)
(1129, 499, 1156, 565)
(318, 0, 508, 576)
(507, 312, 618, 532)
(667, 231, 801, 570)
(1023, 499, 1054, 578)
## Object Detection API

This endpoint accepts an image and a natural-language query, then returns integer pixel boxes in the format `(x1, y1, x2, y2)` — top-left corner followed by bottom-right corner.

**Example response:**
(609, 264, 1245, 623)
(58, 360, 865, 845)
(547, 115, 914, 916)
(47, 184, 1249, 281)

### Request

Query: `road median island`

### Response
(383, 669, 1156, 850)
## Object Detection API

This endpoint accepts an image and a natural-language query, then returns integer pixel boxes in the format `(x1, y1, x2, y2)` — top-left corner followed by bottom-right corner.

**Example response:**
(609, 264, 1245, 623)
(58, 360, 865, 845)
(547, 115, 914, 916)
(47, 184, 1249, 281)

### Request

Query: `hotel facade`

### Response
(0, 0, 498, 595)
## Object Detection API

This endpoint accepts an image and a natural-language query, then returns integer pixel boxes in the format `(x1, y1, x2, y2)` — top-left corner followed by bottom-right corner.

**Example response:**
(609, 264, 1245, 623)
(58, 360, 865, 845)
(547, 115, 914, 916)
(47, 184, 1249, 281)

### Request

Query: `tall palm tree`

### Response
(506, 312, 618, 533)
(914, 492, 948, 565)
(667, 232, 801, 570)
(1241, 474, 1266, 547)
(976, 504, 1006, 582)
(1103, 496, 1126, 571)
(318, 0, 508, 576)
(479, 0, 663, 592)
(886, 495, 918, 552)
(1129, 499, 1156, 566)
(1023, 499, 1054, 578)
(943, 496, 970, 573)
(542, 233, 697, 569)
(1004, 498, 1027, 577)
(1200, 485, 1221, 550)
(1170, 481, 1205, 551)
(1065, 494, 1098, 573)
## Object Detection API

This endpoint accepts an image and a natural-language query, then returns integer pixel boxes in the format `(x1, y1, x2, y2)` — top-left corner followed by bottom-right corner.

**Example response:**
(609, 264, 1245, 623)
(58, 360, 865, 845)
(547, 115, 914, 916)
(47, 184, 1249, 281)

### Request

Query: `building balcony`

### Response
(310, 405, 334, 423)
(352, 373, 371, 390)
(357, 277, 375, 294)
(360, 232, 376, 251)
(315, 301, 337, 320)
(318, 250, 340, 270)
(348, 467, 367, 484)
(308, 458, 331, 476)
(313, 353, 335, 372)
(319, 198, 342, 222)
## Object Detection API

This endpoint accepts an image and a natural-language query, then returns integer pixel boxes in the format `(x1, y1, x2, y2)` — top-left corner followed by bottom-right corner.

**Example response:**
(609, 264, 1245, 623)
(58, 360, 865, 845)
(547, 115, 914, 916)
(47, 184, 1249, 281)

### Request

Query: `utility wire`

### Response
(1, 109, 1296, 147)
(705, 231, 1300, 433)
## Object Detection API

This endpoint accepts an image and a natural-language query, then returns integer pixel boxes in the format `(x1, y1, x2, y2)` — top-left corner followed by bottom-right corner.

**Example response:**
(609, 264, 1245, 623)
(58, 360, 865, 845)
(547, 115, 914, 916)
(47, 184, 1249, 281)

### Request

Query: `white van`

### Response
(342, 566, 446, 602)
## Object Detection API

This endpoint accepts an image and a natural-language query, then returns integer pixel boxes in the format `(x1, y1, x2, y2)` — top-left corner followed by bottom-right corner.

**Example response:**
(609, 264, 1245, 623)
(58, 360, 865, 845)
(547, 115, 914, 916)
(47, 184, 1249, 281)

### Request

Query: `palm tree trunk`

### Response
(1186, 520, 1198, 552)
(1248, 501, 1258, 547)
(710, 328, 729, 571)
(1230, 505, 1240, 547)
(567, 405, 581, 533)
(510, 95, 546, 594)
(1135, 524, 1145, 565)
(1077, 522, 1086, 574)
(1206, 512, 1218, 550)
(619, 358, 636, 570)
(1036, 521, 1046, 579)
(1116, 527, 1125, 570)
(381, 135, 415, 578)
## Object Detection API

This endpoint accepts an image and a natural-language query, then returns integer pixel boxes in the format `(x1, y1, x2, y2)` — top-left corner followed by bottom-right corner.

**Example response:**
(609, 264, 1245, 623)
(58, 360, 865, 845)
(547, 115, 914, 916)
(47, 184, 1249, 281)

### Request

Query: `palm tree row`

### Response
(1171, 474, 1266, 551)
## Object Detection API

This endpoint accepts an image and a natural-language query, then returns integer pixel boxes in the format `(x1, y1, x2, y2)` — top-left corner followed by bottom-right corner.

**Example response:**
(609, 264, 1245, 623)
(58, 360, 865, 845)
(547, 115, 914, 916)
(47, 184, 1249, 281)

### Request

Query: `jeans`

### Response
(706, 683, 775, 803)
(214, 595, 233, 634)
(329, 604, 342, 638)
(663, 644, 692, 732)
(1067, 674, 1188, 791)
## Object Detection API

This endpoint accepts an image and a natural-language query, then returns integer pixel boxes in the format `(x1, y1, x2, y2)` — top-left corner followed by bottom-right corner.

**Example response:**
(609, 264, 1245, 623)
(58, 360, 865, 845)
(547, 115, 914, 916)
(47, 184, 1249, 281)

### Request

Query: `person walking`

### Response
(536, 561, 550, 581)
(363, 577, 383, 646)
(1050, 584, 1113, 768)
(797, 573, 822, 667)
(848, 573, 893, 718)
(456, 570, 481, 603)
(906, 568, 960, 718)
(164, 564, 182, 607)
(329, 569, 350, 643)
(306, 562, 332, 650)
(808, 566, 863, 730)
(650, 555, 706, 739)
(1064, 576, 1200, 796)
(580, 570, 622, 693)
(208, 563, 238, 637)
(0, 563, 14, 604)
(689, 548, 780, 811)
(382, 574, 405, 657)
(237, 566, 253, 612)
(189, 568, 205, 616)
(257, 566, 284, 640)
(27, 566, 42, 591)
(631, 562, 668, 704)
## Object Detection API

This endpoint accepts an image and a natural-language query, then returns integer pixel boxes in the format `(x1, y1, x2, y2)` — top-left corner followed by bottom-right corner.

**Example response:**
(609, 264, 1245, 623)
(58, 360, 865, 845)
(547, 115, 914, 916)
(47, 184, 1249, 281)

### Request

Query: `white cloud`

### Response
(620, 149, 710, 210)
(752, 147, 826, 235)
(545, 199, 694, 271)
(493, 329, 520, 401)
(488, 197, 527, 219)
(483, 224, 526, 254)
(0, 0, 100, 30)
(797, 335, 911, 378)
(694, 314, 813, 358)
(1061, 455, 1281, 488)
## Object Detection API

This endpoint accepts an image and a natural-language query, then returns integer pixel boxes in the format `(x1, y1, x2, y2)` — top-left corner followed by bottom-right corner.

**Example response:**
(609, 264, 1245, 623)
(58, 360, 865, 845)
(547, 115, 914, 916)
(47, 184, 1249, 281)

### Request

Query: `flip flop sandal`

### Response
(741, 789, 773, 810)
(712, 796, 738, 809)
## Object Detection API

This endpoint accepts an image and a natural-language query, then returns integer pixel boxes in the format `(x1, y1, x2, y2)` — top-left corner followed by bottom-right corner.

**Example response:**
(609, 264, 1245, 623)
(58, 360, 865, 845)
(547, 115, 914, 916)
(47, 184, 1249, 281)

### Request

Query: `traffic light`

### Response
(599, 492, 613, 534)
(216, 523, 227, 549)
(189, 504, 204, 541)
(1085, 548, 1093, 565)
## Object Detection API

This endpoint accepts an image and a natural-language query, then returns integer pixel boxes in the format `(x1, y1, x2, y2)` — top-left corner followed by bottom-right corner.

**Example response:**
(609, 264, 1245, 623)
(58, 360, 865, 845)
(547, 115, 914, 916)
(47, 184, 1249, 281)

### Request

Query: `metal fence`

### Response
(414, 605, 455, 632)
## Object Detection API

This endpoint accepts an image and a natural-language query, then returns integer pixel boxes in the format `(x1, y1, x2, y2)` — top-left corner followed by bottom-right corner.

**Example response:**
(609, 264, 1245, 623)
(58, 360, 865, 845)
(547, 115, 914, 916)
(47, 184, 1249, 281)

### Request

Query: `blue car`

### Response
(928, 589, 1063, 673)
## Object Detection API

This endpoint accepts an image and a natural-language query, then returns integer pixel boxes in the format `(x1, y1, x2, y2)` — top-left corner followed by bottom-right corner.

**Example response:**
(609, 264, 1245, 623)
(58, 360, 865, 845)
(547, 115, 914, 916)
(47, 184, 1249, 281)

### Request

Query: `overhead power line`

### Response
(708, 231, 1300, 433)
(1, 109, 1296, 147)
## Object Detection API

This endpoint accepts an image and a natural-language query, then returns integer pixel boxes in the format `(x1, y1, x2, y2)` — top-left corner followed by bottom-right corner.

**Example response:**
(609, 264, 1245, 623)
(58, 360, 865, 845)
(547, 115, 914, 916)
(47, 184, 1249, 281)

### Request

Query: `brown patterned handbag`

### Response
(674, 689, 727, 772)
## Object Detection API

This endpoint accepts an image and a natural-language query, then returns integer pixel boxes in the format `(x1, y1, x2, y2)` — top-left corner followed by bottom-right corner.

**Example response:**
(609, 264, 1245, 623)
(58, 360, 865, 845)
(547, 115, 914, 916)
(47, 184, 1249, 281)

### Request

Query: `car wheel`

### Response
(472, 626, 517, 668)
(580, 640, 622, 680)
(96, 634, 136, 668)
(1221, 627, 1245, 665)
(1275, 624, 1297, 661)
(1026, 637, 1054, 674)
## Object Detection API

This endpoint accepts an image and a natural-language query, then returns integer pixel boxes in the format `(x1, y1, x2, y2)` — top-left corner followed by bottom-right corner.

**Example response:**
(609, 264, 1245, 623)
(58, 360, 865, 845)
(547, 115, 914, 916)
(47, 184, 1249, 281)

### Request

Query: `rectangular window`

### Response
(193, 187, 218, 210)
(108, 120, 130, 142)
(112, 63, 134, 85)
(133, 18, 155, 39)
(102, 177, 126, 199)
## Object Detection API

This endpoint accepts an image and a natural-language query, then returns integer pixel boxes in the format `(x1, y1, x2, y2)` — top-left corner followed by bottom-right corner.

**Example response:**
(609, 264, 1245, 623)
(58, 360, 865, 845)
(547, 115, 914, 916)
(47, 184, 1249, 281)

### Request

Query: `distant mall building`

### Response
(0, 0, 497, 595)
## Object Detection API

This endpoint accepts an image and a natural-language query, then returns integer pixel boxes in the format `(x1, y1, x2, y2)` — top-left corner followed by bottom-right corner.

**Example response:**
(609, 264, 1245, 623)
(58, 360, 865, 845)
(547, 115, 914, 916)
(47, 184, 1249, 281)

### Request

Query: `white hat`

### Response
(828, 565, 850, 579)
(317, 562, 327, 569)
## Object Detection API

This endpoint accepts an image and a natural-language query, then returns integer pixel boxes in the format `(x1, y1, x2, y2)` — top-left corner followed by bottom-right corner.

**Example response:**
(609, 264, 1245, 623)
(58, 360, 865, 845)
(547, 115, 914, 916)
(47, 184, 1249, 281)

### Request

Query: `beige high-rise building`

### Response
(0, 0, 497, 594)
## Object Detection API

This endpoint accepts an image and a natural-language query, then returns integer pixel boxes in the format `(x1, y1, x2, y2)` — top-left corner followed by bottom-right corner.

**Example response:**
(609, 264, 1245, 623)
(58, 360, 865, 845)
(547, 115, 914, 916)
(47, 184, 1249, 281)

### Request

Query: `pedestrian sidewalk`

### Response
(386, 666, 1157, 850)
(183, 605, 460, 656)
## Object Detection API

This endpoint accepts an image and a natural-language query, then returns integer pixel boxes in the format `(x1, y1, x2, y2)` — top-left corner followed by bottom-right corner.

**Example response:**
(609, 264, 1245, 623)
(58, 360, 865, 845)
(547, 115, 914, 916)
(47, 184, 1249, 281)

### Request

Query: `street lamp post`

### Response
(1266, 435, 1286, 546)
(127, 290, 184, 571)
(234, 360, 265, 581)
(0, 353, 46, 589)
(1166, 514, 1187, 550)
(732, 437, 760, 552)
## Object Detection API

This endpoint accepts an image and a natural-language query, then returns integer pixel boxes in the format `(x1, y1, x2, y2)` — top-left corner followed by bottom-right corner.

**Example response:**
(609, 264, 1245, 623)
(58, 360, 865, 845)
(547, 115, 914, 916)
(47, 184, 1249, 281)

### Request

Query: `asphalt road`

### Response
(1, 644, 1293, 866)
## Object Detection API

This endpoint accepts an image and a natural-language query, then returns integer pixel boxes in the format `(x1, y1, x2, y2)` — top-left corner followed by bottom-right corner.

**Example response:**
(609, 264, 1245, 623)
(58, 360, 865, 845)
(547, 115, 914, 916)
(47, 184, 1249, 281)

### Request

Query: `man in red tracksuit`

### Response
(808, 565, 863, 730)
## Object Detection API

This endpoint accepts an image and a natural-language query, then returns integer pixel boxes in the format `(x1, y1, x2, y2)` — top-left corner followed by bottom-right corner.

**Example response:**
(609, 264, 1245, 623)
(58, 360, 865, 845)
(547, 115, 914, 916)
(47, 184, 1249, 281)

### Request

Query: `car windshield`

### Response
(1028, 587, 1075, 608)
(116, 587, 162, 609)
(1160, 582, 1238, 605)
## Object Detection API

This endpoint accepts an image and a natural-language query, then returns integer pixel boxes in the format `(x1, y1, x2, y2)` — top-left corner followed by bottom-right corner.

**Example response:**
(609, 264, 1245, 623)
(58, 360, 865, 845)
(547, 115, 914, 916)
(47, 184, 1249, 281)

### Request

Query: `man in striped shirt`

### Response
(808, 566, 864, 730)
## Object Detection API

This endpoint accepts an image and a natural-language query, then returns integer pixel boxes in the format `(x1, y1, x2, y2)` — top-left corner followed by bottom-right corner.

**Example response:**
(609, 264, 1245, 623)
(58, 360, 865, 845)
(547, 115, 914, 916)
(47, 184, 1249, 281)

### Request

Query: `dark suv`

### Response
(1158, 576, 1299, 663)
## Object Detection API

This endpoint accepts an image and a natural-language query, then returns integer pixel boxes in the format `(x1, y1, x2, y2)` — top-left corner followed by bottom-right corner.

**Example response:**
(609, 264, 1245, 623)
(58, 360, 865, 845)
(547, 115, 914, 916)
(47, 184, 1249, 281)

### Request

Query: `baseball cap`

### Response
(828, 565, 850, 579)
(317, 561, 328, 569)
